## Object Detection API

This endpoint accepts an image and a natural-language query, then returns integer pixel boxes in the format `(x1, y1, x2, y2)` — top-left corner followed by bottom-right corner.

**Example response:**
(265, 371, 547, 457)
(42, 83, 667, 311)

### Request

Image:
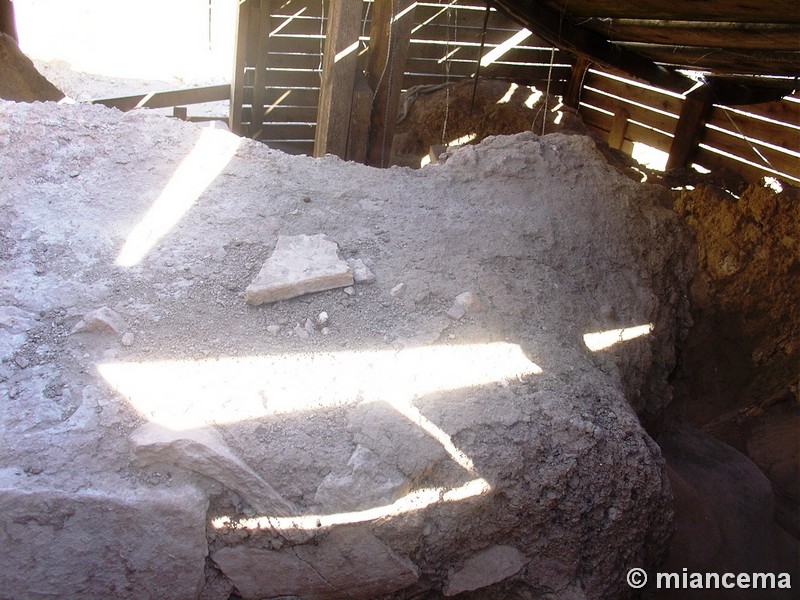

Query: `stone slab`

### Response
(245, 235, 354, 306)
(0, 485, 208, 600)
(213, 528, 418, 600)
(444, 545, 528, 596)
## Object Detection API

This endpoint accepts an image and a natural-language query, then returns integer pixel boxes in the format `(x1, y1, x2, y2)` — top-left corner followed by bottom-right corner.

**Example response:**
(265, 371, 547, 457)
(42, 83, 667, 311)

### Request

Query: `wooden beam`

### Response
(314, 0, 364, 158)
(531, 0, 800, 24)
(229, 0, 253, 135)
(346, 72, 373, 163)
(666, 86, 713, 170)
(0, 0, 17, 42)
(607, 107, 629, 149)
(365, 0, 417, 167)
(91, 85, 231, 112)
(564, 56, 590, 109)
(250, 0, 272, 139)
(487, 0, 694, 94)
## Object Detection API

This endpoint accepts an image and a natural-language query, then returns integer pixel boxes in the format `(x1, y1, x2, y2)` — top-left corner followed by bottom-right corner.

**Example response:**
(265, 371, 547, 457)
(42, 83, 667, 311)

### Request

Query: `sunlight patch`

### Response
(98, 342, 542, 431)
(116, 128, 240, 267)
(583, 324, 654, 351)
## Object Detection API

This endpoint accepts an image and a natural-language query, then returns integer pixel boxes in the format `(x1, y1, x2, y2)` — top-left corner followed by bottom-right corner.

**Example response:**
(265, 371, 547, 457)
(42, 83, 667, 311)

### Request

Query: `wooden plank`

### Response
(584, 70, 683, 114)
(619, 44, 800, 76)
(741, 99, 800, 129)
(230, 0, 253, 134)
(488, 0, 695, 93)
(404, 56, 570, 79)
(564, 56, 590, 109)
(262, 68, 322, 87)
(268, 52, 325, 70)
(579, 103, 674, 154)
(314, 0, 364, 158)
(667, 86, 713, 170)
(261, 140, 316, 155)
(540, 0, 800, 24)
(366, 0, 417, 167)
(263, 105, 320, 122)
(708, 106, 800, 154)
(589, 20, 800, 51)
(701, 127, 800, 177)
(347, 72, 373, 162)
(260, 122, 317, 138)
(262, 87, 320, 106)
(92, 85, 231, 112)
(251, 0, 273, 138)
(607, 107, 629, 150)
(695, 146, 800, 184)
(581, 87, 678, 135)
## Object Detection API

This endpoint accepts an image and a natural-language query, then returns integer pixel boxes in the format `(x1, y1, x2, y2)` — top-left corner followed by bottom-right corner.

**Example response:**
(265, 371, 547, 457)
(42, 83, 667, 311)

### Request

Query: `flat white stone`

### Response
(245, 235, 354, 306)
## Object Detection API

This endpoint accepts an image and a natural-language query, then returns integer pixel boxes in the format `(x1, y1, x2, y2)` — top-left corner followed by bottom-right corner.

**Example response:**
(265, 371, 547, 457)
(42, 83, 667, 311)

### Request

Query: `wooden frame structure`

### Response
(227, 0, 798, 182)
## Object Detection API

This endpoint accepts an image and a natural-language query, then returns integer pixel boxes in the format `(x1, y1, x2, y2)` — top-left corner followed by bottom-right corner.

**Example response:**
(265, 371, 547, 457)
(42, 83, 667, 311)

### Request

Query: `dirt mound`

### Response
(673, 182, 799, 422)
(391, 78, 586, 167)
(0, 100, 692, 599)
(0, 32, 63, 102)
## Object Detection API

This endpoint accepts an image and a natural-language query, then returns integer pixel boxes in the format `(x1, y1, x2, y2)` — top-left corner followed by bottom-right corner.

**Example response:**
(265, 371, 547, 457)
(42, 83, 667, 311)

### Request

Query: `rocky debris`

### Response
(390, 282, 407, 297)
(120, 331, 135, 346)
(443, 545, 528, 596)
(131, 424, 296, 519)
(347, 258, 376, 284)
(658, 427, 799, 598)
(71, 306, 126, 334)
(0, 306, 34, 361)
(446, 291, 483, 320)
(245, 234, 354, 305)
(391, 78, 587, 168)
(0, 102, 693, 599)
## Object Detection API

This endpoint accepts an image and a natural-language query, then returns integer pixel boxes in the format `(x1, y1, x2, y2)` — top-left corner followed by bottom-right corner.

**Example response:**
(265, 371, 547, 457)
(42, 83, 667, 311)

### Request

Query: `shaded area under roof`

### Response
(488, 0, 799, 102)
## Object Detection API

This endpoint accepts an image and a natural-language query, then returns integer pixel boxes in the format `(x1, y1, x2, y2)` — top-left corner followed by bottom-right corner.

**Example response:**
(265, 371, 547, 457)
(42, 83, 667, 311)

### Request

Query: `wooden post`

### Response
(346, 72, 373, 162)
(0, 0, 17, 42)
(365, 0, 417, 167)
(251, 0, 271, 139)
(229, 0, 252, 135)
(607, 107, 629, 150)
(314, 0, 364, 158)
(564, 56, 589, 110)
(667, 86, 714, 170)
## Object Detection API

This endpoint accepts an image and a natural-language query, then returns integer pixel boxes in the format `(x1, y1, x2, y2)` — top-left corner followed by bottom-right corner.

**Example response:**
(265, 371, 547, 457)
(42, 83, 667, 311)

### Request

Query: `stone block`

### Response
(0, 485, 208, 600)
(245, 235, 354, 306)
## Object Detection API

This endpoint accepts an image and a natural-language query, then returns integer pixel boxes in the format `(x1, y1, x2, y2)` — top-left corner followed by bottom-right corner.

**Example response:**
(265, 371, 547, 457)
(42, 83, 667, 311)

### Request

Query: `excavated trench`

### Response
(1, 43, 797, 600)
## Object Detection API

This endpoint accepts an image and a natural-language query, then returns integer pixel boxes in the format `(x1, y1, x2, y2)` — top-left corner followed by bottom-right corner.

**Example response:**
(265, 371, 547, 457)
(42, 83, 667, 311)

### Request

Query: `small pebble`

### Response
(343, 286, 355, 296)
(120, 332, 135, 346)
(14, 355, 29, 369)
(390, 283, 406, 297)
(266, 325, 281, 335)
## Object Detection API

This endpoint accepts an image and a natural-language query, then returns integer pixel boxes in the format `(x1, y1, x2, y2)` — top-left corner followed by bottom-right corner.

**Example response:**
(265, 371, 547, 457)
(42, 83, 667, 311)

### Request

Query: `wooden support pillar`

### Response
(607, 107, 629, 150)
(0, 0, 17, 42)
(229, 0, 252, 135)
(314, 0, 364, 159)
(229, 0, 270, 137)
(346, 72, 373, 163)
(251, 0, 271, 139)
(365, 0, 417, 167)
(667, 86, 713, 171)
(564, 56, 589, 110)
